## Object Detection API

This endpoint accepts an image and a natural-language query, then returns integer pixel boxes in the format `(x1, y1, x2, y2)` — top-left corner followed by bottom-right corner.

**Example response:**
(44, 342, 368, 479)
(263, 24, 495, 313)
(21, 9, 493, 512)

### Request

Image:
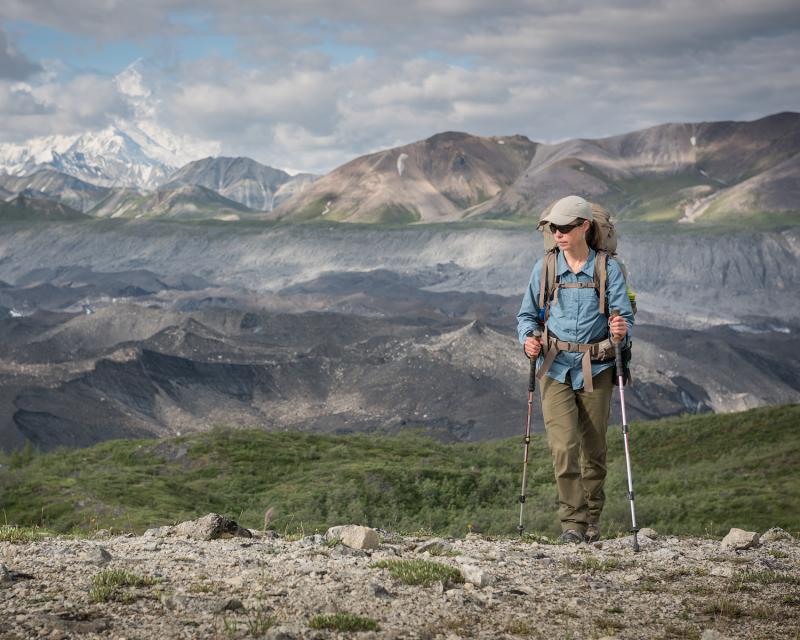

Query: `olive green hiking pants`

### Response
(539, 367, 614, 534)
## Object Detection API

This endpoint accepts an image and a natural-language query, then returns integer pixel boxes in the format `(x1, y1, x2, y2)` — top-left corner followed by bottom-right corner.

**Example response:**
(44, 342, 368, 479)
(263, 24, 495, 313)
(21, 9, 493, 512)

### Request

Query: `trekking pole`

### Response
(517, 329, 541, 537)
(611, 310, 640, 552)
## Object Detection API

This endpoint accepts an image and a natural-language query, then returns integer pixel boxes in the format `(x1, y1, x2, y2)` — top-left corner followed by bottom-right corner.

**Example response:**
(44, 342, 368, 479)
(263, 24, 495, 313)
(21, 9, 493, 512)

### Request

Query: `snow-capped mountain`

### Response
(0, 63, 220, 190)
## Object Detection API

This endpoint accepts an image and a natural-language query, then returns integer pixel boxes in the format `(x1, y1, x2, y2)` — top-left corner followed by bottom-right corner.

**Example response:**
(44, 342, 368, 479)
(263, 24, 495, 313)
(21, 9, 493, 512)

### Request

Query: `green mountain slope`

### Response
(1, 405, 797, 538)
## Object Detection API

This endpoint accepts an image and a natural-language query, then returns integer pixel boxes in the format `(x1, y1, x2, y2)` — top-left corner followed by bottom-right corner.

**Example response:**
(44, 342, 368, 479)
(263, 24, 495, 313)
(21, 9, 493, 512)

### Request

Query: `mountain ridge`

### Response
(1, 111, 797, 225)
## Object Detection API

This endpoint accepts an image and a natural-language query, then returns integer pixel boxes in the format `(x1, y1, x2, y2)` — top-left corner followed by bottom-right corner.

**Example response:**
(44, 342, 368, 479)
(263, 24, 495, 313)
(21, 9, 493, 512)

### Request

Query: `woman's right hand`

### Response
(524, 335, 542, 359)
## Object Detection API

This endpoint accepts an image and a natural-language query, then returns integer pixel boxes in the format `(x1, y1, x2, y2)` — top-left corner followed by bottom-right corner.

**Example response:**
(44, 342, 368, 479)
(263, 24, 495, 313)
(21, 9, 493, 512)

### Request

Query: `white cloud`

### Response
(0, 1, 798, 172)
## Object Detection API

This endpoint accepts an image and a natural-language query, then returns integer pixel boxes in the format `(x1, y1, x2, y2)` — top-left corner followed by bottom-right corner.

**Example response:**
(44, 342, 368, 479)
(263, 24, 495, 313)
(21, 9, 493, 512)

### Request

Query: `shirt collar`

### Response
(556, 247, 596, 277)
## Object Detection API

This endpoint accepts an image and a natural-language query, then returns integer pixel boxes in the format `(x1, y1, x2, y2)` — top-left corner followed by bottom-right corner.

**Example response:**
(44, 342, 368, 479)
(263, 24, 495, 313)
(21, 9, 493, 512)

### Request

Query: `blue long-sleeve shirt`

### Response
(517, 248, 634, 390)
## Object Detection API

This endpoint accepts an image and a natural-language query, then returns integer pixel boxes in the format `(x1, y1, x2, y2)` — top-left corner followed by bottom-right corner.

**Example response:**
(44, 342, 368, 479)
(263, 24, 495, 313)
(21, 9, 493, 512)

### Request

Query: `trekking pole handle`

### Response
(528, 329, 542, 392)
(610, 310, 624, 378)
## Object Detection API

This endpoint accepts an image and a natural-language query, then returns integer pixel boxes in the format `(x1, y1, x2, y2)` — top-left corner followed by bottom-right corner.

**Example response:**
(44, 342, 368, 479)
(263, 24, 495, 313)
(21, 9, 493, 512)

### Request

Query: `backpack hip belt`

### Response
(536, 328, 615, 393)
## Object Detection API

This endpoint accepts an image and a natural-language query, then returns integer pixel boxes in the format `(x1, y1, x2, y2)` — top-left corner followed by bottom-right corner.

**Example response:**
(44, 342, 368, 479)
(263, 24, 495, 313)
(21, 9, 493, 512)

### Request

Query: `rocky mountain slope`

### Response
(162, 157, 316, 211)
(2, 112, 796, 224)
(0, 195, 88, 222)
(0, 169, 109, 213)
(271, 132, 538, 223)
(88, 185, 254, 220)
(272, 112, 799, 224)
(1, 520, 797, 639)
(471, 112, 800, 222)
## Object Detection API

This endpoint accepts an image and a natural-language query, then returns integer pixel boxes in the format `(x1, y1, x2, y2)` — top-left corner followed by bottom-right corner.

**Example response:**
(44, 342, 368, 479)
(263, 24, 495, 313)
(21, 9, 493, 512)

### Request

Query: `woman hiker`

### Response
(516, 195, 634, 544)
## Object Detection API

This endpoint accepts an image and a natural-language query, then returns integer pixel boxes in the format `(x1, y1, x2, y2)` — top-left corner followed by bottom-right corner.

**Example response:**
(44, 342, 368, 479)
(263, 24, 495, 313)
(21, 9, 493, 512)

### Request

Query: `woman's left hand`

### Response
(610, 315, 628, 342)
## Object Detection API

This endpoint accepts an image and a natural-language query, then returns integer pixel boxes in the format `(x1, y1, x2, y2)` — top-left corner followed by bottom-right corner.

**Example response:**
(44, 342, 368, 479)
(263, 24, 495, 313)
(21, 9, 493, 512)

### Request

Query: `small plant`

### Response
(308, 613, 379, 632)
(702, 598, 745, 618)
(219, 614, 238, 639)
(661, 624, 701, 639)
(767, 549, 788, 559)
(369, 559, 463, 586)
(604, 606, 624, 614)
(505, 618, 536, 635)
(522, 532, 557, 545)
(89, 569, 157, 603)
(324, 537, 341, 548)
(563, 556, 623, 573)
(732, 569, 800, 586)
(246, 606, 277, 635)
(686, 584, 715, 596)
(0, 525, 52, 543)
(595, 616, 625, 633)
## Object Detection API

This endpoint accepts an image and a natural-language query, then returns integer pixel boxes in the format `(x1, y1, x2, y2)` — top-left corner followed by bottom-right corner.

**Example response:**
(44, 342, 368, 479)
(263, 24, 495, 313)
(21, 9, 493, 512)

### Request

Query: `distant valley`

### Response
(0, 220, 797, 453)
(0, 111, 798, 452)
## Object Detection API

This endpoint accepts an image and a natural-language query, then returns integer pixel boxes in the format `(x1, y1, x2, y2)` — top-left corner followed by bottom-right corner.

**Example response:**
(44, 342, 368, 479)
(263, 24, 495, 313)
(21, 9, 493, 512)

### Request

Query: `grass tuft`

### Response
(563, 556, 623, 573)
(308, 613, 379, 632)
(89, 569, 157, 603)
(369, 558, 464, 586)
(0, 525, 52, 543)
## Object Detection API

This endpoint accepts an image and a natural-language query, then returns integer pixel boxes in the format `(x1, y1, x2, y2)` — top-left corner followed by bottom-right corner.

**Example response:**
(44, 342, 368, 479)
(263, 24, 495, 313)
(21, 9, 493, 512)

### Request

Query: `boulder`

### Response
(324, 525, 380, 550)
(173, 513, 252, 541)
(761, 527, 794, 542)
(639, 527, 658, 539)
(720, 528, 759, 551)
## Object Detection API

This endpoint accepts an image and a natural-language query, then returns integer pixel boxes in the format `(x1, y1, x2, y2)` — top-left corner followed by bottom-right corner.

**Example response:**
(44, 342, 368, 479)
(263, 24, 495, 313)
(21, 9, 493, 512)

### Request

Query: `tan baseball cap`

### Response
(540, 195, 593, 226)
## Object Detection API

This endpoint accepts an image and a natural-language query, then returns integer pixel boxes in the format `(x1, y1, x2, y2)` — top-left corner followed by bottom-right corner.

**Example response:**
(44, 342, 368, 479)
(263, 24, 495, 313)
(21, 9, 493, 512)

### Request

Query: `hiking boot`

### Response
(586, 523, 601, 543)
(558, 529, 585, 544)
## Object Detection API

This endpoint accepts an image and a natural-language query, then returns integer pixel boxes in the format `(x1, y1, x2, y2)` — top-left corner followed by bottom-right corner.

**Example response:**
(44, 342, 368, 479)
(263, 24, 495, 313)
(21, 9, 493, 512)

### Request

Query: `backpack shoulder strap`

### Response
(594, 250, 608, 316)
(538, 249, 557, 310)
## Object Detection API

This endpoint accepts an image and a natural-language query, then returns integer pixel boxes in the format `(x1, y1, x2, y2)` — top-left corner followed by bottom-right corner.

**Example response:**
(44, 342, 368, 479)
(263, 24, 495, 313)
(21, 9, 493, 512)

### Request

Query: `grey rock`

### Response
(324, 525, 379, 550)
(266, 626, 301, 640)
(639, 527, 658, 539)
(78, 545, 111, 565)
(0, 563, 11, 586)
(173, 513, 252, 541)
(650, 548, 680, 561)
(214, 598, 245, 613)
(761, 527, 794, 542)
(368, 581, 392, 598)
(93, 529, 111, 539)
(161, 594, 193, 611)
(415, 538, 452, 555)
(143, 526, 172, 538)
(710, 565, 734, 578)
(331, 544, 367, 558)
(701, 630, 731, 640)
(461, 564, 493, 588)
(721, 528, 760, 551)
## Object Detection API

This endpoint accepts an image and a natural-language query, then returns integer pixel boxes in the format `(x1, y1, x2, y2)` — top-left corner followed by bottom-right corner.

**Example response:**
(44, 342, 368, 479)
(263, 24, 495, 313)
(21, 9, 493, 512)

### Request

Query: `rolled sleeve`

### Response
(516, 258, 543, 344)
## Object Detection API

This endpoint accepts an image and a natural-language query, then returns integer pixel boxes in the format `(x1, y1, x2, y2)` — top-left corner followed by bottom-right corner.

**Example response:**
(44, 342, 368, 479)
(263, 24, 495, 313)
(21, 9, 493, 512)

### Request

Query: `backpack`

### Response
(535, 201, 636, 387)
(537, 201, 637, 319)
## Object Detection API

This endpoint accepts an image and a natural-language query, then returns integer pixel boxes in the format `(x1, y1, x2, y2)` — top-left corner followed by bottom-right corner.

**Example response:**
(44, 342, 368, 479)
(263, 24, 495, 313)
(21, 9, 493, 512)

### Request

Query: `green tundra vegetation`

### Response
(1, 404, 798, 539)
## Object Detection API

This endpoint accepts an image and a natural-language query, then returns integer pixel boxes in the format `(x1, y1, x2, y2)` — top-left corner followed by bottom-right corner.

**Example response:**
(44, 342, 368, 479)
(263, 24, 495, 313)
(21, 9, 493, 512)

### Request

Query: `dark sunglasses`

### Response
(549, 221, 584, 234)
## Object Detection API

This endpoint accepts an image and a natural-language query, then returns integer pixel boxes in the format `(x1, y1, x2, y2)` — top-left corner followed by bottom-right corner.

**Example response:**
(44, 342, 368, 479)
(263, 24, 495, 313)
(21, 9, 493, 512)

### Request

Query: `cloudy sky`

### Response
(1, 0, 798, 173)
